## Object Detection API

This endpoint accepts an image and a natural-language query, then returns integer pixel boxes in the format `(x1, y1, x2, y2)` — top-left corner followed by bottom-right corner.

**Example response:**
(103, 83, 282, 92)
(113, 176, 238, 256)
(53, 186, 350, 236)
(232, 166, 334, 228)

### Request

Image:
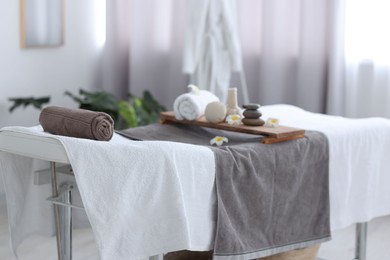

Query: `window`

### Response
(345, 0, 390, 64)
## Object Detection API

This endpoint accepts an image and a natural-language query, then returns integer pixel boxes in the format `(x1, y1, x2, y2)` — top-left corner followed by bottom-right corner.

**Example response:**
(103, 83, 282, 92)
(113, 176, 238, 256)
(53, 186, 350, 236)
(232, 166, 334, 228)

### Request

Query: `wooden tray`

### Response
(160, 111, 305, 144)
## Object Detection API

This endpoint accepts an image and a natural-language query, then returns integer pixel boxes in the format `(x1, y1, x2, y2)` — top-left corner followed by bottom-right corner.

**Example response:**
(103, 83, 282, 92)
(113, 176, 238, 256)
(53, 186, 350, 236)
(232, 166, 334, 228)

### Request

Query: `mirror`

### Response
(20, 0, 64, 48)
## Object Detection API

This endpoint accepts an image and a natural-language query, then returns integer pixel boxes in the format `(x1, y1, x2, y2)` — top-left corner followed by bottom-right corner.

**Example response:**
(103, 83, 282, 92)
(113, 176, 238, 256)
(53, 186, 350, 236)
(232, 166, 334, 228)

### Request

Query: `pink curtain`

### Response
(105, 0, 331, 112)
(128, 0, 189, 108)
(100, 0, 132, 99)
(236, 0, 330, 112)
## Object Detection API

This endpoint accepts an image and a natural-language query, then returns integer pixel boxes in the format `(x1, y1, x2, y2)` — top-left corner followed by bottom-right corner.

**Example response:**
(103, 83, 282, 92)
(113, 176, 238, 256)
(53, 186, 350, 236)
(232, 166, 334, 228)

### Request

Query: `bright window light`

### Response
(345, 0, 390, 64)
(95, 0, 106, 47)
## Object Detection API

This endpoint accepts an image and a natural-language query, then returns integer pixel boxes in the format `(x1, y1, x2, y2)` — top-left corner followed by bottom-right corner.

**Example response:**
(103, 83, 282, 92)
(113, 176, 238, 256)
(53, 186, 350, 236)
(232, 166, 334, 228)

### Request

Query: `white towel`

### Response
(0, 126, 217, 259)
(173, 88, 219, 120)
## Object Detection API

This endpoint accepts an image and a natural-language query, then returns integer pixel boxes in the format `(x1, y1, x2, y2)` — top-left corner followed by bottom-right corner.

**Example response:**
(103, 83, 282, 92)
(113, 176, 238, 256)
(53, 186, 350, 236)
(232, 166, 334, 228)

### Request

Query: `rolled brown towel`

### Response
(39, 106, 114, 141)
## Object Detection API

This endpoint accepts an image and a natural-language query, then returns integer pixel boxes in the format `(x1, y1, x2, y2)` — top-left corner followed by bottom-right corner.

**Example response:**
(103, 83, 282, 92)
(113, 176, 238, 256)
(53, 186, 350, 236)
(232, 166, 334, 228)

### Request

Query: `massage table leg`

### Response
(51, 162, 64, 260)
(353, 222, 367, 260)
(50, 162, 73, 260)
(317, 222, 368, 260)
(59, 183, 73, 260)
(318, 222, 368, 260)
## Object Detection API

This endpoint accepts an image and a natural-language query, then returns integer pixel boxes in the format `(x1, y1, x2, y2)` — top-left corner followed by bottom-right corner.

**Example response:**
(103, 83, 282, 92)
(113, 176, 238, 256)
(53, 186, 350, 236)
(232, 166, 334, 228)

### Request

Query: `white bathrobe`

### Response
(182, 0, 243, 103)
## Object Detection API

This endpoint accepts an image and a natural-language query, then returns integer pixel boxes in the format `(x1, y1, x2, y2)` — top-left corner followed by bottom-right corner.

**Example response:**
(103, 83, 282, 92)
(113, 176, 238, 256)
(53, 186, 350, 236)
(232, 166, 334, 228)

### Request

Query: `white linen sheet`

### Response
(261, 104, 390, 230)
(0, 126, 216, 260)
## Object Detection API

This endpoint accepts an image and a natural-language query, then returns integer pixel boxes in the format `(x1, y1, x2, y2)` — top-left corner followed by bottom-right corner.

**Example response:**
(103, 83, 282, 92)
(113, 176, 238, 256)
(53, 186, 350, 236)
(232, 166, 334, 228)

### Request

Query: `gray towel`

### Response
(118, 124, 330, 259)
(39, 106, 114, 141)
(211, 130, 330, 259)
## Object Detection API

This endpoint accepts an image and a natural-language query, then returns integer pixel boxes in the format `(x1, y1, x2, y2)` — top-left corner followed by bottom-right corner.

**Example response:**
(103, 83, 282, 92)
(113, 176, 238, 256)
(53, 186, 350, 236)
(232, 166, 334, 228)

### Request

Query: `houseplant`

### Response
(8, 89, 166, 129)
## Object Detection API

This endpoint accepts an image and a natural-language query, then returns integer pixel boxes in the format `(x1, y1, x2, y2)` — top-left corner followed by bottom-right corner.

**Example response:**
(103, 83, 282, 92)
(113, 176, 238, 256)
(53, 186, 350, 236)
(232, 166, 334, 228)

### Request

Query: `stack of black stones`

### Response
(242, 103, 265, 126)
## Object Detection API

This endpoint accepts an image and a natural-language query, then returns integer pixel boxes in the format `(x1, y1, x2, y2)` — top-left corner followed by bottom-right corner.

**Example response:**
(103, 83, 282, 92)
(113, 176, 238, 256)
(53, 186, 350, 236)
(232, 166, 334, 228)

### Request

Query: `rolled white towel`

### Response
(173, 85, 220, 120)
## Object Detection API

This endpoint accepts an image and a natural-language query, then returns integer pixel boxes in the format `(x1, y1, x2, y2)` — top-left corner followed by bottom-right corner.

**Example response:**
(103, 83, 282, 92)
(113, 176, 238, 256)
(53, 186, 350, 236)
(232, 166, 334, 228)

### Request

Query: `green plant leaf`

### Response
(65, 89, 120, 123)
(132, 97, 151, 126)
(142, 90, 166, 114)
(64, 91, 84, 104)
(118, 101, 138, 128)
(8, 96, 50, 112)
(64, 88, 165, 129)
(78, 89, 119, 112)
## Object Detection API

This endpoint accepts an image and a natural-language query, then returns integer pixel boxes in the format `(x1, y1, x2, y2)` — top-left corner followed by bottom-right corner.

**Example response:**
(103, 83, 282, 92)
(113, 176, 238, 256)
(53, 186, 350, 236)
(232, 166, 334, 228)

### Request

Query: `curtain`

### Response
(107, 0, 390, 117)
(105, 0, 331, 112)
(234, 0, 330, 113)
(101, 0, 131, 99)
(128, 0, 189, 109)
(327, 0, 390, 118)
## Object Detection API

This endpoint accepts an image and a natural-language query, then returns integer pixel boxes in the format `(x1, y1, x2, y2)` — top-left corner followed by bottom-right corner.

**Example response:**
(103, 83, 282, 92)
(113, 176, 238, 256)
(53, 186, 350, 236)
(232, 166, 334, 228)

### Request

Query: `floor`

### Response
(1, 204, 390, 260)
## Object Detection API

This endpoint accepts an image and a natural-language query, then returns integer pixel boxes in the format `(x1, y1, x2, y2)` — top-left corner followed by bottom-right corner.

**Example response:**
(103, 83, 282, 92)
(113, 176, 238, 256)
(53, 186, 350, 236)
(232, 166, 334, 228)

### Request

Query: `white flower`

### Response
(210, 136, 228, 146)
(188, 84, 200, 95)
(265, 117, 280, 127)
(226, 114, 242, 125)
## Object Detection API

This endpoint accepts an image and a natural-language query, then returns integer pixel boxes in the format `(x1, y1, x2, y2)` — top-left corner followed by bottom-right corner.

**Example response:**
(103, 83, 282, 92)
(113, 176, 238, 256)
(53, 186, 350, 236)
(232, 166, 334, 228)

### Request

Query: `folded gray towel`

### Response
(39, 106, 114, 141)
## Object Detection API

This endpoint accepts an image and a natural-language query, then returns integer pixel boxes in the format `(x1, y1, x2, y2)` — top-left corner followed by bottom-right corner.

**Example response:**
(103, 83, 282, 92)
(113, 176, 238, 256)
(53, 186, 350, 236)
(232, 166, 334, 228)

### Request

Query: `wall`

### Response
(0, 0, 104, 128)
(0, 0, 104, 198)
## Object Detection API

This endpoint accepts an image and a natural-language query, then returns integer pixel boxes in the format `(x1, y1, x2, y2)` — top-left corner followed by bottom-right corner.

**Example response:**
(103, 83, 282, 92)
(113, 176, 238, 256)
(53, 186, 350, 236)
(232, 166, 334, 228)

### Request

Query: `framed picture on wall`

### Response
(20, 0, 64, 48)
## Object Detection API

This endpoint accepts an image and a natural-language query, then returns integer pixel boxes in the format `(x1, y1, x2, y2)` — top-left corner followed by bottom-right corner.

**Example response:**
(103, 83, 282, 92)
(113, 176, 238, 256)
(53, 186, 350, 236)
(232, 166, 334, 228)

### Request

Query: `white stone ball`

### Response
(205, 101, 227, 123)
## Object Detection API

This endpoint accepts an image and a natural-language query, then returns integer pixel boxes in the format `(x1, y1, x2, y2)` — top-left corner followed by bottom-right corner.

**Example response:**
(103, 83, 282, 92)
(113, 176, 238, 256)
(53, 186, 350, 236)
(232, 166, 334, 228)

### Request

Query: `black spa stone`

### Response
(242, 103, 260, 110)
(243, 110, 262, 118)
(242, 118, 265, 126)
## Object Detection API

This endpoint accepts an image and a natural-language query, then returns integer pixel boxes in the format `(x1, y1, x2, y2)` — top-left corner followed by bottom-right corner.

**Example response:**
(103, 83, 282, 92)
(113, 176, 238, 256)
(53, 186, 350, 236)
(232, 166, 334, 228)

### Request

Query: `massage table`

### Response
(1, 104, 390, 260)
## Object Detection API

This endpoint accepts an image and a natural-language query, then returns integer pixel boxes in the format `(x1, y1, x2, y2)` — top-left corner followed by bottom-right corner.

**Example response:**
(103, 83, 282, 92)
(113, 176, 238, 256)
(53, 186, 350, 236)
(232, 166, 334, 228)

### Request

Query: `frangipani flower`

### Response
(226, 114, 242, 125)
(210, 136, 228, 146)
(188, 84, 200, 95)
(265, 117, 280, 127)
